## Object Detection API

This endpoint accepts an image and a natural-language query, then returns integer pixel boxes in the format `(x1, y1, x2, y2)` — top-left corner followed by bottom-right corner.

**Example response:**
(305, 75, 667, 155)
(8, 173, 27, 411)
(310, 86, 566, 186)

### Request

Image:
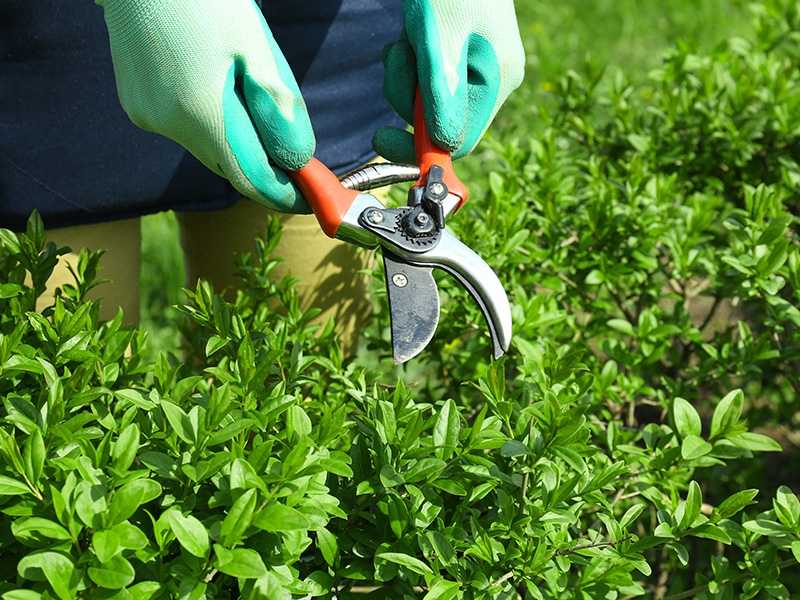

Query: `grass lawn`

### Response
(140, 0, 749, 349)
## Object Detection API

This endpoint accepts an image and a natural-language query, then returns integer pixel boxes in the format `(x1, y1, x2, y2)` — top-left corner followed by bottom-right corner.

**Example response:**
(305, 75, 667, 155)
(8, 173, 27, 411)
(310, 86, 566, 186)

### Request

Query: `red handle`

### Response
(413, 88, 468, 210)
(290, 158, 358, 238)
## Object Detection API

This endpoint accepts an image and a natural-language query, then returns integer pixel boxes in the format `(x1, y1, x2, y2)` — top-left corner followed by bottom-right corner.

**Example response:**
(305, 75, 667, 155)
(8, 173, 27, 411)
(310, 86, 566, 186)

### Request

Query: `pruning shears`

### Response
(290, 91, 512, 363)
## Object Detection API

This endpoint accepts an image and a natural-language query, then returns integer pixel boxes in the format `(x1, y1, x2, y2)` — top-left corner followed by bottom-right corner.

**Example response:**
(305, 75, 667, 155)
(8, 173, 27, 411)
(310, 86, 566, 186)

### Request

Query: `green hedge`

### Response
(2, 1, 800, 598)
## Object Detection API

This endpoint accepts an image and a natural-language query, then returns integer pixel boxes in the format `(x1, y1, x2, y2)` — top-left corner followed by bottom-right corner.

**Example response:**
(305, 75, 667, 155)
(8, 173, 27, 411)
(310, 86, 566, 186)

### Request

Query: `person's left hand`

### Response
(374, 0, 526, 163)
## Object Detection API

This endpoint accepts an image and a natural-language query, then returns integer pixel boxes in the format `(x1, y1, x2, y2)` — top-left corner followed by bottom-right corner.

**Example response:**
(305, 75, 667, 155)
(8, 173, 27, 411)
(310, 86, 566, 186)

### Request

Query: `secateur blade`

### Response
(382, 253, 440, 363)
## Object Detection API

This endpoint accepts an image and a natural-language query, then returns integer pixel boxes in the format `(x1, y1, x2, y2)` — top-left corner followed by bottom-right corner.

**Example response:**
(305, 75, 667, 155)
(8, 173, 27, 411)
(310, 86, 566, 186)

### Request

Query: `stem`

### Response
(346, 585, 426, 594)
(490, 571, 516, 588)
(606, 285, 637, 324)
(203, 569, 218, 584)
(699, 296, 722, 332)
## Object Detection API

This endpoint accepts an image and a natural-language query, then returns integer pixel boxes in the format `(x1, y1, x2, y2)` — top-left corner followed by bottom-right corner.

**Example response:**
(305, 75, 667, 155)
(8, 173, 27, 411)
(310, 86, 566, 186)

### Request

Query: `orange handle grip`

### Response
(290, 158, 358, 238)
(413, 88, 468, 209)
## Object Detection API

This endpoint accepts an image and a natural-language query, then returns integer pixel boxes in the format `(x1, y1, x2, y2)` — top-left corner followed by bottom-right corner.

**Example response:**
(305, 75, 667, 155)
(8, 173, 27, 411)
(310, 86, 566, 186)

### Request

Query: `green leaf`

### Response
(230, 458, 267, 493)
(379, 464, 404, 489)
(205, 335, 229, 357)
(716, 489, 758, 519)
(0, 228, 21, 253)
(317, 527, 338, 567)
(92, 529, 121, 564)
(774, 485, 800, 529)
(758, 215, 791, 245)
(628, 133, 650, 152)
(387, 494, 408, 539)
(743, 518, 791, 537)
(0, 475, 31, 496)
(726, 432, 782, 452)
(287, 405, 312, 438)
(430, 478, 467, 496)
(113, 521, 149, 551)
(215, 545, 268, 579)
(585, 270, 605, 285)
(252, 572, 291, 600)
(500, 439, 530, 458)
(160, 400, 194, 444)
(87, 555, 135, 589)
(376, 400, 397, 443)
(427, 531, 456, 568)
(254, 502, 310, 532)
(114, 389, 155, 410)
(691, 523, 731, 544)
(2, 591, 42, 600)
(17, 552, 75, 600)
(433, 399, 460, 460)
(791, 541, 800, 563)
(672, 397, 701, 438)
(166, 511, 209, 557)
(112, 423, 140, 473)
(679, 481, 702, 530)
(107, 478, 162, 526)
(423, 578, 461, 600)
(620, 504, 646, 529)
(75, 483, 107, 529)
(23, 428, 45, 484)
(607, 318, 634, 336)
(220, 489, 257, 546)
(710, 389, 743, 438)
(12, 517, 71, 545)
(376, 552, 433, 576)
(681, 434, 712, 460)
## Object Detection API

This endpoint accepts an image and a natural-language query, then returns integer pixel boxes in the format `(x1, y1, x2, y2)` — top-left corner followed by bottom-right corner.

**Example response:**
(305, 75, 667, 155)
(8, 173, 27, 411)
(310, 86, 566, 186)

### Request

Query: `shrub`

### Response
(2, 1, 800, 598)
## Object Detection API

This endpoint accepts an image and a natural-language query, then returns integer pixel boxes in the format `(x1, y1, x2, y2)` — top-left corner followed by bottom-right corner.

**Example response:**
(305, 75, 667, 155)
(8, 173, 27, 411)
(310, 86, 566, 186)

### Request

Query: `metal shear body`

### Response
(290, 93, 512, 363)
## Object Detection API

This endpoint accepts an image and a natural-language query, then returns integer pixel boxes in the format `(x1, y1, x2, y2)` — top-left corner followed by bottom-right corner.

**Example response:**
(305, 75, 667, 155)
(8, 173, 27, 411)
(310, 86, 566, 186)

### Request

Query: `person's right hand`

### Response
(96, 0, 315, 213)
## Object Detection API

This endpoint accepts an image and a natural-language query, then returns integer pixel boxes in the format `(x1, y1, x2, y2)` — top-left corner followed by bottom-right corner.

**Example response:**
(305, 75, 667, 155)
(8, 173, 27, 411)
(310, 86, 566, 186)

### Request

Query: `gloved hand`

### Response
(96, 0, 315, 212)
(374, 0, 525, 163)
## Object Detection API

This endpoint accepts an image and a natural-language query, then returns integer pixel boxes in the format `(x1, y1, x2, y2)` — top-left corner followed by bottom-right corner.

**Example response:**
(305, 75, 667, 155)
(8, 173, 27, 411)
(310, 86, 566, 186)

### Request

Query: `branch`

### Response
(346, 585, 426, 594)
(606, 285, 637, 324)
(699, 296, 723, 332)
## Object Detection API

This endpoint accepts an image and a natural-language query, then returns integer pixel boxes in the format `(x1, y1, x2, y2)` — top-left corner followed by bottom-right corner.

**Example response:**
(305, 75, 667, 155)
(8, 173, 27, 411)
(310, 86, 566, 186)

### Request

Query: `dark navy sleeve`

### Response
(0, 1, 403, 231)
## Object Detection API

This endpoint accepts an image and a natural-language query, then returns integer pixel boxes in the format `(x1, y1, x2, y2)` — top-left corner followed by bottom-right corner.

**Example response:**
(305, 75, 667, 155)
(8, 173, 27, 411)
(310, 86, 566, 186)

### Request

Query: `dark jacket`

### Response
(0, 0, 403, 230)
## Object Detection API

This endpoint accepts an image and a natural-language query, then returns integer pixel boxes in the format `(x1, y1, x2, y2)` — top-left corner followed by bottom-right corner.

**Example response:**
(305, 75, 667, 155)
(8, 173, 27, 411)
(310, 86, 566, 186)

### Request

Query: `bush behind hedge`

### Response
(3, 1, 800, 598)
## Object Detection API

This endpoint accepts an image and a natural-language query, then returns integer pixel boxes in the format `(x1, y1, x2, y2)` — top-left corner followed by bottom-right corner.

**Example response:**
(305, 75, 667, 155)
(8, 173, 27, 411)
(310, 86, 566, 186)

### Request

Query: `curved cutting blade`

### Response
(386, 229, 513, 359)
(383, 252, 441, 363)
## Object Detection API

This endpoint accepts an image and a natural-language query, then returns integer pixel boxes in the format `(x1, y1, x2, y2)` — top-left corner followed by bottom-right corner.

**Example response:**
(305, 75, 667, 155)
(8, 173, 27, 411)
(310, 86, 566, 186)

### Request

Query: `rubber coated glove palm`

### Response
(375, 0, 525, 163)
(97, 0, 315, 212)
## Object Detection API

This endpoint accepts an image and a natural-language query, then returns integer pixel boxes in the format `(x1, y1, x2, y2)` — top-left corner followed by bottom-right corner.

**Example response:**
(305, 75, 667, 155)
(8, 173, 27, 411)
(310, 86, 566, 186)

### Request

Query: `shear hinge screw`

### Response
(428, 182, 446, 198)
(392, 273, 408, 288)
(366, 209, 384, 224)
(415, 213, 430, 226)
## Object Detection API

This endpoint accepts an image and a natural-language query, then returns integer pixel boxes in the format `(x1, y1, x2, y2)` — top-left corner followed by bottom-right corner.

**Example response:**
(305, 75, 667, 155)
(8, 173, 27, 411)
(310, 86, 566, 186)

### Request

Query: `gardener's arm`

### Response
(95, 0, 315, 213)
(374, 0, 526, 162)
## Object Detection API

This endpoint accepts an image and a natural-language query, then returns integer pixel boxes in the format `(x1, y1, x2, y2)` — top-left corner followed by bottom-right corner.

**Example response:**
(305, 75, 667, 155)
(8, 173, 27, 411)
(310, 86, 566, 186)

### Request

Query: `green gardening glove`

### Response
(374, 0, 526, 163)
(96, 0, 315, 212)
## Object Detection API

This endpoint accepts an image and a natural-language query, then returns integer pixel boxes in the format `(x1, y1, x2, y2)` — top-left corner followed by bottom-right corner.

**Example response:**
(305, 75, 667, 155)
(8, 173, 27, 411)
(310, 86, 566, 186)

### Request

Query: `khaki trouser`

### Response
(36, 196, 377, 352)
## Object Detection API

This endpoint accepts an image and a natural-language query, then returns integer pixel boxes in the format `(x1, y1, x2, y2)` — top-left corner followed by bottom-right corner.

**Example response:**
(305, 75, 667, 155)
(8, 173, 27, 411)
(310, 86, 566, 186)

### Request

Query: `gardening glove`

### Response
(374, 0, 526, 163)
(96, 0, 315, 213)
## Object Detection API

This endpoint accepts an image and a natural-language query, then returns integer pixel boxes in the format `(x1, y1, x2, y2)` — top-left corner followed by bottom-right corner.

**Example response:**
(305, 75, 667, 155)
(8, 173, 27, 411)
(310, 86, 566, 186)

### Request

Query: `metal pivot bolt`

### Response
(428, 182, 446, 198)
(415, 213, 430, 226)
(392, 273, 408, 288)
(366, 209, 384, 224)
